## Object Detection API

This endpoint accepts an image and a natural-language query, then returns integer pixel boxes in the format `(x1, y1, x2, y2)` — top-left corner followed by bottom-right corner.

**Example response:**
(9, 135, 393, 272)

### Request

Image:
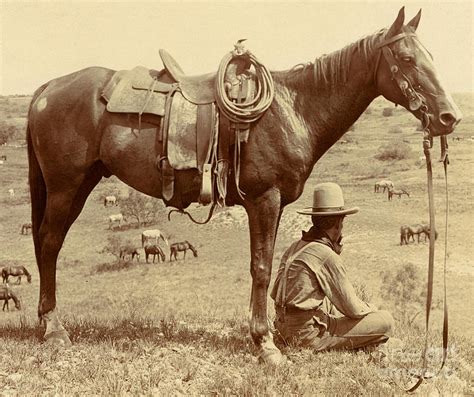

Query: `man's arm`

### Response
(315, 255, 373, 318)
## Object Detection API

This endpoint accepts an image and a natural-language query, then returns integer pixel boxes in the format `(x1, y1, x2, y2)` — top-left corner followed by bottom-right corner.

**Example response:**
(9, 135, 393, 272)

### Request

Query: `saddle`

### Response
(102, 42, 270, 207)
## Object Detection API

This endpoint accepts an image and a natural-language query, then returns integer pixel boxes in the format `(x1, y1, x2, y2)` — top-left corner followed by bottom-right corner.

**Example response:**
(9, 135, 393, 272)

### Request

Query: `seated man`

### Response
(271, 182, 394, 351)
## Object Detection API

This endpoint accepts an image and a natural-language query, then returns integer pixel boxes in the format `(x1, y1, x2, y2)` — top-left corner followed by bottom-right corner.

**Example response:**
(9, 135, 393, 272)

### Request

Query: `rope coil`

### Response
(215, 51, 274, 124)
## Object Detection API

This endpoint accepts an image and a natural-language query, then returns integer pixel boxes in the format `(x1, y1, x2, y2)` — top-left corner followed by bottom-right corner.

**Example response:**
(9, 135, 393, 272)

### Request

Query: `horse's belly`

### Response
(100, 116, 201, 207)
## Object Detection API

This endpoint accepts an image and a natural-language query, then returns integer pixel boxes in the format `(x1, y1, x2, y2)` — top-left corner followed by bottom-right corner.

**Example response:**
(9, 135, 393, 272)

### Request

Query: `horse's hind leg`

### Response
(245, 188, 284, 365)
(35, 167, 102, 345)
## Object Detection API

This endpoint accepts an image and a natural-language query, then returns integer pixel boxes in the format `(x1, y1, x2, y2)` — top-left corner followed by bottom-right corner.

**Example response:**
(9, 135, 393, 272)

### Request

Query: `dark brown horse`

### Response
(144, 244, 166, 263)
(25, 8, 461, 362)
(0, 285, 21, 311)
(169, 241, 198, 261)
(2, 265, 32, 284)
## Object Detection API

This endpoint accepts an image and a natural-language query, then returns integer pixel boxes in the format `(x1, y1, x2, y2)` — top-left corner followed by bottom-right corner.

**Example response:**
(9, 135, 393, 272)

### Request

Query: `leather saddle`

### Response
(102, 46, 259, 207)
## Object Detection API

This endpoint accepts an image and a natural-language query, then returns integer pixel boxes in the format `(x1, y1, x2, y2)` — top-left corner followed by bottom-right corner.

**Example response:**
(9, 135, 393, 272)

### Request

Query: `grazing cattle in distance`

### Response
(119, 246, 140, 262)
(21, 222, 32, 235)
(141, 229, 169, 248)
(0, 155, 6, 161)
(144, 244, 166, 263)
(388, 188, 410, 201)
(2, 265, 32, 284)
(103, 195, 118, 207)
(170, 241, 198, 262)
(0, 285, 21, 311)
(374, 179, 394, 193)
(108, 213, 125, 230)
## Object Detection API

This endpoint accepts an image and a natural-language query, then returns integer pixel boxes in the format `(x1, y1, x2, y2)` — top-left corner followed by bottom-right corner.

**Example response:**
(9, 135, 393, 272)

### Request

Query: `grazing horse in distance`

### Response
(108, 213, 125, 229)
(401, 223, 438, 244)
(103, 195, 118, 207)
(119, 246, 140, 262)
(24, 8, 462, 362)
(144, 244, 166, 263)
(374, 179, 394, 193)
(141, 229, 169, 248)
(388, 188, 410, 201)
(2, 266, 32, 284)
(170, 241, 198, 261)
(400, 225, 415, 245)
(21, 222, 32, 235)
(0, 285, 21, 311)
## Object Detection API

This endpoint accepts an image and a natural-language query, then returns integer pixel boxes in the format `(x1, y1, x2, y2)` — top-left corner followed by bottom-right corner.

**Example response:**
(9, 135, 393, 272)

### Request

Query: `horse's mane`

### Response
(21, 266, 31, 276)
(275, 28, 386, 88)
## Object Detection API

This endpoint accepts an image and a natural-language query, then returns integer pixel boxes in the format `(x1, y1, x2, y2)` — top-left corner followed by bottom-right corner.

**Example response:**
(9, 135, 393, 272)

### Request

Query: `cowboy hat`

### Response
(297, 182, 359, 216)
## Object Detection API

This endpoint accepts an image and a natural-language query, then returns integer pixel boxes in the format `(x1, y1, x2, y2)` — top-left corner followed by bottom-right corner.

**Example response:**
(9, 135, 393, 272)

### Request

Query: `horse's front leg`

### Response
(245, 188, 284, 365)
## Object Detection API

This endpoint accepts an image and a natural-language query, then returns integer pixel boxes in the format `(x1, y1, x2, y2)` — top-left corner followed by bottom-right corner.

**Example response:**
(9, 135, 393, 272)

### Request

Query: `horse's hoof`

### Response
(257, 348, 287, 366)
(44, 330, 72, 347)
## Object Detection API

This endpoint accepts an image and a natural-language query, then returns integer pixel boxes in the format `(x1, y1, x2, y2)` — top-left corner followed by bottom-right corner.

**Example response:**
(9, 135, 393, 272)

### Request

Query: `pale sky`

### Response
(0, 0, 472, 95)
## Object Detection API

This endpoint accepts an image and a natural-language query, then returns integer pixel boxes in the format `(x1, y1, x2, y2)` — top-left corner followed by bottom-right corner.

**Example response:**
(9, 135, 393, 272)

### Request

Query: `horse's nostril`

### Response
(439, 112, 457, 127)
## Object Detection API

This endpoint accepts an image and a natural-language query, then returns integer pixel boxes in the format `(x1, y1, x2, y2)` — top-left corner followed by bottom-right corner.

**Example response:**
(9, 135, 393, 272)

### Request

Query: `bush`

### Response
(0, 121, 17, 145)
(380, 263, 425, 325)
(388, 126, 403, 134)
(375, 142, 412, 161)
(382, 107, 394, 117)
(120, 190, 166, 228)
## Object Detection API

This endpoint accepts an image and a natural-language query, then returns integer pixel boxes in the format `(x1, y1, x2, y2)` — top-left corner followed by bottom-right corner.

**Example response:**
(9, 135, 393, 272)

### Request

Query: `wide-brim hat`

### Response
(297, 182, 359, 216)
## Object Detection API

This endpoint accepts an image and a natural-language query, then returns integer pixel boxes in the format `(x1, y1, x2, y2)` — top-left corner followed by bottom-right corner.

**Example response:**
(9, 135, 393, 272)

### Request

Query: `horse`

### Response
(374, 179, 394, 193)
(21, 222, 32, 235)
(388, 188, 410, 201)
(169, 241, 198, 261)
(141, 229, 169, 248)
(401, 223, 438, 244)
(24, 8, 462, 362)
(2, 265, 32, 284)
(103, 195, 117, 207)
(108, 213, 125, 229)
(400, 225, 415, 245)
(0, 285, 21, 311)
(144, 244, 166, 263)
(119, 246, 140, 262)
(8, 188, 15, 198)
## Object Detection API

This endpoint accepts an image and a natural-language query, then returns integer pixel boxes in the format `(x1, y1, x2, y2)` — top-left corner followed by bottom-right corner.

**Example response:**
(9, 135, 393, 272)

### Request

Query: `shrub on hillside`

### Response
(380, 263, 425, 326)
(0, 121, 17, 145)
(375, 142, 412, 161)
(382, 107, 394, 117)
(120, 190, 166, 228)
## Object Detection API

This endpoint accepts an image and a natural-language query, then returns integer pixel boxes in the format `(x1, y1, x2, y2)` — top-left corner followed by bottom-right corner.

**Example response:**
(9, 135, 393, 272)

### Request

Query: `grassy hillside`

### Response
(0, 93, 472, 395)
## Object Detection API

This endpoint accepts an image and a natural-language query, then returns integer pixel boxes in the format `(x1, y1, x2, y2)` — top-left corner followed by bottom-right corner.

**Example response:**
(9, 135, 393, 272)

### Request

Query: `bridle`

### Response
(375, 31, 450, 393)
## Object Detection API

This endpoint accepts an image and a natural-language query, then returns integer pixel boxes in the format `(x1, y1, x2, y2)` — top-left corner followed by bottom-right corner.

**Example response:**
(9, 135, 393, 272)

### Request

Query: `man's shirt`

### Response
(270, 240, 373, 318)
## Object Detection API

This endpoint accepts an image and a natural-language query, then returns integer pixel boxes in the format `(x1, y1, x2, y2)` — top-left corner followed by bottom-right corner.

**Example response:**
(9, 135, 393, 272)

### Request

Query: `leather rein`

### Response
(375, 32, 450, 393)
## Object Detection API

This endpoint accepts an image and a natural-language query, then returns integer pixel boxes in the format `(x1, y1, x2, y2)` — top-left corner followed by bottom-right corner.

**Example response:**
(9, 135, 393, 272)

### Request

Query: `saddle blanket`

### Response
(102, 66, 168, 117)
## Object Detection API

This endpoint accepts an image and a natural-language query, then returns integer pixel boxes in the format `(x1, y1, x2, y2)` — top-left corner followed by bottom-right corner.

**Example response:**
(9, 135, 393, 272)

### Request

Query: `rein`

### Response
(376, 31, 450, 393)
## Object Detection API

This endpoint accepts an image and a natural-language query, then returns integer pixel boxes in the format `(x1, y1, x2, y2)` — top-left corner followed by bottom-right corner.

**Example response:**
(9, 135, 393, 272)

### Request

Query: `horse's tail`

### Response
(27, 83, 49, 279)
(142, 233, 145, 248)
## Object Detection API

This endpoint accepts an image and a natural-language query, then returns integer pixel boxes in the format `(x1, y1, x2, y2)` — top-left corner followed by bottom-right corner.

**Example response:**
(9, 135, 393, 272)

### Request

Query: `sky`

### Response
(0, 0, 472, 95)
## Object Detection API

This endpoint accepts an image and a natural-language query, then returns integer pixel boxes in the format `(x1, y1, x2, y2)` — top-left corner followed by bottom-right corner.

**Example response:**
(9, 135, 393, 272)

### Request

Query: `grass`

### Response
(0, 93, 473, 395)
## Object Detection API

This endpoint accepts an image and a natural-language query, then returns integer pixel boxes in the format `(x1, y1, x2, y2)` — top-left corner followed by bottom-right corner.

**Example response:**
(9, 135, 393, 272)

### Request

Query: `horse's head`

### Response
(27, 274, 32, 283)
(375, 7, 462, 136)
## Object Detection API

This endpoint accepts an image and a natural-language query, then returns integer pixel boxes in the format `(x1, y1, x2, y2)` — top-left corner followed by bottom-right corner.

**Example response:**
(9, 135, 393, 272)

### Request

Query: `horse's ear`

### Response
(386, 6, 405, 38)
(407, 9, 422, 31)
